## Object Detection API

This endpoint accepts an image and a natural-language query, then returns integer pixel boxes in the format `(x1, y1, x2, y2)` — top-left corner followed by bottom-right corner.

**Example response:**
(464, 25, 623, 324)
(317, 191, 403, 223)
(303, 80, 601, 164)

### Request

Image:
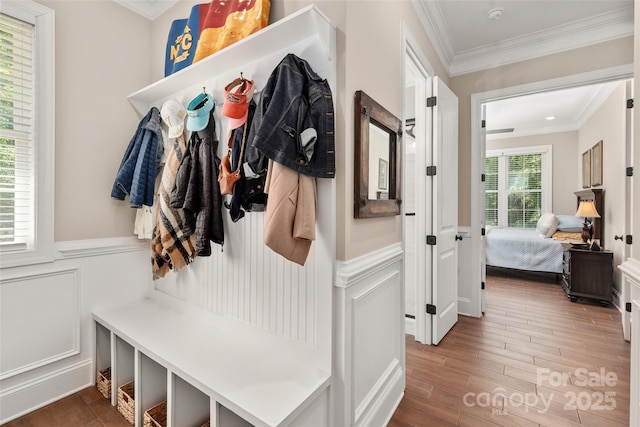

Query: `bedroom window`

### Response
(0, 1, 55, 268)
(485, 146, 552, 229)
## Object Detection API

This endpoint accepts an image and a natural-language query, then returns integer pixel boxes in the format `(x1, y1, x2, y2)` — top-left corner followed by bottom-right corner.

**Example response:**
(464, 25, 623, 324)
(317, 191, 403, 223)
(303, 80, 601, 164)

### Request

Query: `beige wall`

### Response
(41, 0, 152, 241)
(486, 131, 579, 216)
(578, 81, 628, 291)
(450, 36, 634, 227)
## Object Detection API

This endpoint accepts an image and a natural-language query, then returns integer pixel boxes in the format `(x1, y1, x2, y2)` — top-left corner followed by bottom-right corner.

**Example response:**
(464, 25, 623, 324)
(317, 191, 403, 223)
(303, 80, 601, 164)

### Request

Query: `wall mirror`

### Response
(354, 90, 402, 218)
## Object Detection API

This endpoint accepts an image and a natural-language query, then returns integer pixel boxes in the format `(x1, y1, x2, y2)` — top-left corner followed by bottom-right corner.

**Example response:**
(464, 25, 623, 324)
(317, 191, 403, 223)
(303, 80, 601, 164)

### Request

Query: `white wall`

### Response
(487, 131, 579, 216)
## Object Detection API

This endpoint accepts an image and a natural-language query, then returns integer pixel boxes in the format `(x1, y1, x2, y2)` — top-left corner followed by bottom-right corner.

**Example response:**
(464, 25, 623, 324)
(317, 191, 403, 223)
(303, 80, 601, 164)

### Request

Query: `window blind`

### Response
(0, 13, 35, 248)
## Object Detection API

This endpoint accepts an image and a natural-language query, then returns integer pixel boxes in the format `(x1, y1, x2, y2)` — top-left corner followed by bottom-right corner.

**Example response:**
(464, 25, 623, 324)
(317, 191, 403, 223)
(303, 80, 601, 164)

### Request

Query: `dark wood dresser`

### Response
(561, 245, 613, 306)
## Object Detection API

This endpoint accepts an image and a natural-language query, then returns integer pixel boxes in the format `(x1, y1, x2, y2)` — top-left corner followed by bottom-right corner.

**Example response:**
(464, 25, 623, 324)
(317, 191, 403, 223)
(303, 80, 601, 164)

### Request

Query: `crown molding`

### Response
(574, 82, 619, 127)
(113, 0, 179, 20)
(413, 2, 633, 77)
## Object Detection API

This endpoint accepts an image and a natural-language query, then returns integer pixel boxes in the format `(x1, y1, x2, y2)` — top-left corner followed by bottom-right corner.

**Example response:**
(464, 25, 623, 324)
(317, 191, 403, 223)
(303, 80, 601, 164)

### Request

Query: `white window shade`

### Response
(0, 0, 54, 268)
(0, 13, 35, 249)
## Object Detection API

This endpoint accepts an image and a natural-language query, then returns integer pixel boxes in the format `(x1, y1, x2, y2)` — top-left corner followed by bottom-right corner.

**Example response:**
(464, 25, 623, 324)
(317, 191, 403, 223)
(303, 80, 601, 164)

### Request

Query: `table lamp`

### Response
(575, 200, 600, 242)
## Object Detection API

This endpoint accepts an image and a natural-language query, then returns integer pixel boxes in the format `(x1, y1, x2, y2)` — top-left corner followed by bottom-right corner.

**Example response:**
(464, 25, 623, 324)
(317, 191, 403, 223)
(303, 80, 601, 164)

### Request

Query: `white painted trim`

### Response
(612, 287, 623, 313)
(334, 243, 403, 289)
(619, 259, 640, 283)
(0, 1, 55, 269)
(56, 236, 148, 259)
(0, 359, 93, 424)
(469, 65, 634, 319)
(0, 267, 81, 380)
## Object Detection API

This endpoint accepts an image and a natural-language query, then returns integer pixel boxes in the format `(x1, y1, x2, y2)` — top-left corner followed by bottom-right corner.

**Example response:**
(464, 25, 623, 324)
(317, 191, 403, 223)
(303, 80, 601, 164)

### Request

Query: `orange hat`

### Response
(221, 78, 254, 128)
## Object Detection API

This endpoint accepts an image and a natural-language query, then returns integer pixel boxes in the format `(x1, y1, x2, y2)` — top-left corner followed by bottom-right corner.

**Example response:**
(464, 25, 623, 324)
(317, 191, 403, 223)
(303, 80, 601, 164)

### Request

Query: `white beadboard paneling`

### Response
(0, 268, 80, 380)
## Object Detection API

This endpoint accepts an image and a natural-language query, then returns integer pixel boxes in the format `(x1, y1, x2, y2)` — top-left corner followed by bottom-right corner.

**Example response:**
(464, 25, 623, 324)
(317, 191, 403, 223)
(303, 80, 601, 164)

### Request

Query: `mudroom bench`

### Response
(93, 293, 330, 427)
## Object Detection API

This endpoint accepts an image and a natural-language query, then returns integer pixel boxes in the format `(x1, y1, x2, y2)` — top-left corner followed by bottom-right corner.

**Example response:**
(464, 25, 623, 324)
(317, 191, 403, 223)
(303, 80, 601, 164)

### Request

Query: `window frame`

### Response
(485, 145, 553, 228)
(0, 1, 55, 268)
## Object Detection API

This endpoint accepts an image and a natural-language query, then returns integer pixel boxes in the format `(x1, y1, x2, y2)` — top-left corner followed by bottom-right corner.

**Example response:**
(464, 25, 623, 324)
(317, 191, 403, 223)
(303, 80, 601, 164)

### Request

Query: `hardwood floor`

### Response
(4, 272, 630, 426)
(389, 271, 630, 427)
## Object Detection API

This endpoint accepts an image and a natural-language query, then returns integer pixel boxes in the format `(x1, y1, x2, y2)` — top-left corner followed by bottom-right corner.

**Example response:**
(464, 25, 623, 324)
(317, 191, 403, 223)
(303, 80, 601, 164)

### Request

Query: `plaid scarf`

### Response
(151, 134, 196, 279)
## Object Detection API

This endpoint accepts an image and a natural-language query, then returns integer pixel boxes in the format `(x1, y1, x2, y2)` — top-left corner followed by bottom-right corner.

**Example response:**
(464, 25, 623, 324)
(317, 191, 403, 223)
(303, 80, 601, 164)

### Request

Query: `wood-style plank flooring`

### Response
(389, 270, 630, 427)
(3, 271, 630, 426)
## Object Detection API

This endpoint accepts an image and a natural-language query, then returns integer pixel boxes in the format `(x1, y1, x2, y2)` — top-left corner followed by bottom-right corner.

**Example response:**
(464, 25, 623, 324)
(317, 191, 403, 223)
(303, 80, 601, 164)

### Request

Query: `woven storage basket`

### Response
(96, 367, 111, 399)
(143, 400, 167, 427)
(200, 422, 210, 427)
(117, 381, 135, 425)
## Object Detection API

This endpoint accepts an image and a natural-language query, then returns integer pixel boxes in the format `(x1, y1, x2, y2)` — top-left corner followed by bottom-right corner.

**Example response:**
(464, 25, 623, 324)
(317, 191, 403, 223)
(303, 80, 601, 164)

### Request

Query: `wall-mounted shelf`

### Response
(127, 5, 336, 116)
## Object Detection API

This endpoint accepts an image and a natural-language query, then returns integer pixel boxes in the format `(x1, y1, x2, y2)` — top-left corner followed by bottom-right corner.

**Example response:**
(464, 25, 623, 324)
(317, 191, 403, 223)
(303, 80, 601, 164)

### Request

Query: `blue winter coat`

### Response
(111, 107, 163, 208)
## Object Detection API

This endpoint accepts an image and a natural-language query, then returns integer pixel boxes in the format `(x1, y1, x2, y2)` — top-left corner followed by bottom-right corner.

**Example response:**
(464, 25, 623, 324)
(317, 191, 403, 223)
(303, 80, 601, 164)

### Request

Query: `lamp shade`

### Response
(575, 200, 600, 218)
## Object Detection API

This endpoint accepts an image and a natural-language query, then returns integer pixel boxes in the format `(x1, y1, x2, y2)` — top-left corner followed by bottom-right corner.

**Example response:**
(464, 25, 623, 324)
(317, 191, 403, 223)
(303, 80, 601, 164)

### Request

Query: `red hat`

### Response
(221, 78, 254, 129)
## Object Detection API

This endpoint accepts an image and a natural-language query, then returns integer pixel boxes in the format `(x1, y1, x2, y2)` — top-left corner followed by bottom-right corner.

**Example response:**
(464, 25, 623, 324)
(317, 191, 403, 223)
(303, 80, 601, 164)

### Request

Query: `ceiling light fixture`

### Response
(487, 7, 504, 20)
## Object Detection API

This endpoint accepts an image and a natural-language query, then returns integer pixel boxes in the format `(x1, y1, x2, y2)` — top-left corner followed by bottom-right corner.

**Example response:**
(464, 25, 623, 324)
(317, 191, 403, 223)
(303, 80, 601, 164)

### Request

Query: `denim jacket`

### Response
(111, 107, 163, 207)
(248, 54, 335, 178)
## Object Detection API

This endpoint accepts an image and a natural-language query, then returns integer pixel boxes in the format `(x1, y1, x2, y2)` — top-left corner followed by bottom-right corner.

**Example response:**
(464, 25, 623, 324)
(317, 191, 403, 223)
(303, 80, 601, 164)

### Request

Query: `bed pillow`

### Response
(536, 212, 559, 238)
(556, 214, 584, 232)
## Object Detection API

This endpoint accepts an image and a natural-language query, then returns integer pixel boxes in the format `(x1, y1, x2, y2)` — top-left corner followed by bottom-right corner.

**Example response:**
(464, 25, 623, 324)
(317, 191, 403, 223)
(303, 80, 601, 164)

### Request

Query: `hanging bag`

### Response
(218, 123, 247, 195)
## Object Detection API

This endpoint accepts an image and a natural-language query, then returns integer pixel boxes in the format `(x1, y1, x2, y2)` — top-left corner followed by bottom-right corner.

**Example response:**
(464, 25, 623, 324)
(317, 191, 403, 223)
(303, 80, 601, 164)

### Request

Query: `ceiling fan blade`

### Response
(486, 128, 514, 134)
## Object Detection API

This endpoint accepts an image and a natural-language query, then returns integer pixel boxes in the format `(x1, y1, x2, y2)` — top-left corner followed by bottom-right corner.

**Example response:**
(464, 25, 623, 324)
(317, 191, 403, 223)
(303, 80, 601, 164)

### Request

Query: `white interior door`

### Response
(480, 104, 487, 313)
(431, 77, 459, 344)
(623, 80, 633, 341)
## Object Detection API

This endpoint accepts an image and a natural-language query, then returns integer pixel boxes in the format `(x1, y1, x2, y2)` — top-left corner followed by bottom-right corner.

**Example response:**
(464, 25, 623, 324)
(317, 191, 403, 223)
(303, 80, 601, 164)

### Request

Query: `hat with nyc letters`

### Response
(160, 99, 187, 138)
(221, 77, 254, 129)
(186, 92, 214, 132)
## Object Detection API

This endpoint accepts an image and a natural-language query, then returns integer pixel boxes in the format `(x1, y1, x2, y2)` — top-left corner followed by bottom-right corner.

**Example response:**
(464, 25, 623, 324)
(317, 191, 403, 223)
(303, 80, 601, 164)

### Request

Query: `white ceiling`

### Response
(413, 0, 634, 140)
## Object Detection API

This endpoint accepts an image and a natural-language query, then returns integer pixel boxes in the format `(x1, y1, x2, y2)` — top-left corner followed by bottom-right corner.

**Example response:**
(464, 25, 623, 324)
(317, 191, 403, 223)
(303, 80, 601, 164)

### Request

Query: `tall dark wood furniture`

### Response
(561, 245, 613, 306)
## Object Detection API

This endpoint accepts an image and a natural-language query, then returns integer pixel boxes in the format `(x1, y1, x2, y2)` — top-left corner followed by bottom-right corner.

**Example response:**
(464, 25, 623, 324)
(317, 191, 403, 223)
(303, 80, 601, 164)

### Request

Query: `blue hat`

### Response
(186, 92, 214, 131)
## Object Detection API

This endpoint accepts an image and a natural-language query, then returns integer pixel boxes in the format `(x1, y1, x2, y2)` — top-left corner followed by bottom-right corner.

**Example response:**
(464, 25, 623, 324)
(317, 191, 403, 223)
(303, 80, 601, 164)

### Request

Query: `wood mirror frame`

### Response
(354, 90, 402, 218)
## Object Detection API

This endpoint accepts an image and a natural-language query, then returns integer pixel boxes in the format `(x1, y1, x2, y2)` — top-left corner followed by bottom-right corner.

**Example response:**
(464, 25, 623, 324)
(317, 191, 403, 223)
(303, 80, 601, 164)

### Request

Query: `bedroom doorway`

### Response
(470, 66, 634, 320)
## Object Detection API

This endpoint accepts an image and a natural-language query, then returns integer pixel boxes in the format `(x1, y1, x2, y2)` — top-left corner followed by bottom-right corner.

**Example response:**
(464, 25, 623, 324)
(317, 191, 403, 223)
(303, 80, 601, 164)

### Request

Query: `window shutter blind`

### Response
(0, 13, 34, 248)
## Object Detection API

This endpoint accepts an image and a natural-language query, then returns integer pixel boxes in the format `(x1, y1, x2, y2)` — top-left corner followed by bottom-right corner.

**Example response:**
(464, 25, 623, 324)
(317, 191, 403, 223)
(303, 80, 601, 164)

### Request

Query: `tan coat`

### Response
(263, 160, 316, 265)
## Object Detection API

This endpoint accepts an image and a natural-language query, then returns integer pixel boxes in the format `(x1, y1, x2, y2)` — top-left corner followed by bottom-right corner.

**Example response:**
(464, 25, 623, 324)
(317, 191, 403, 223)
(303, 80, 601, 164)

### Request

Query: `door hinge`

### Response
(481, 119, 486, 129)
(626, 235, 633, 245)
(481, 173, 486, 182)
(627, 167, 634, 177)
(426, 166, 437, 176)
(426, 304, 437, 315)
(481, 228, 486, 236)
(627, 98, 634, 109)
(427, 96, 437, 107)
(426, 235, 437, 245)
(627, 302, 632, 313)
(481, 281, 485, 290)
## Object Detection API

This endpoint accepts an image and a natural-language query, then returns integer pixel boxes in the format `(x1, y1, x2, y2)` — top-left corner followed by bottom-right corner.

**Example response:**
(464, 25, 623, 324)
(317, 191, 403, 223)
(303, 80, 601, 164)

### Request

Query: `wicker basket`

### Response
(117, 381, 135, 425)
(201, 422, 210, 427)
(143, 400, 167, 427)
(96, 367, 111, 399)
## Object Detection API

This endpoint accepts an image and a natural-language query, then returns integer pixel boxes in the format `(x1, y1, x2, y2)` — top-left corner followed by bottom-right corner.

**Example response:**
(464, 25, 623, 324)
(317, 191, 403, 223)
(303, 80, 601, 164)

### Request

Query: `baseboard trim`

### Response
(0, 358, 93, 424)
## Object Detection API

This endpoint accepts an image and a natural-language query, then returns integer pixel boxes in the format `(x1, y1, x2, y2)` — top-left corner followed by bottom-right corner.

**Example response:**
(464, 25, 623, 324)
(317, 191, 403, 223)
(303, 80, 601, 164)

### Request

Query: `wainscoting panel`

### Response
(334, 243, 405, 427)
(0, 268, 80, 380)
(0, 237, 150, 424)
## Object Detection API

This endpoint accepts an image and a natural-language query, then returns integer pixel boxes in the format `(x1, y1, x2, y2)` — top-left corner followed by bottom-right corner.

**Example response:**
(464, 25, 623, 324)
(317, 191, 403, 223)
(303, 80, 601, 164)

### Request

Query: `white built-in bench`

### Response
(94, 295, 330, 427)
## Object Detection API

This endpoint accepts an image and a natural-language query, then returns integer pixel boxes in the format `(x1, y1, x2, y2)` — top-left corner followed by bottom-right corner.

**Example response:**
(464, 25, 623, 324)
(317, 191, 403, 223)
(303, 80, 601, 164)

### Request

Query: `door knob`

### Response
(455, 235, 463, 241)
(615, 235, 624, 241)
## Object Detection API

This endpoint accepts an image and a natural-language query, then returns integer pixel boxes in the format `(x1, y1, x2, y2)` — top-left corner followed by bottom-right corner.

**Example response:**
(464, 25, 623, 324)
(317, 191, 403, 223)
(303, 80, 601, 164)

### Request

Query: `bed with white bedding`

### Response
(485, 189, 605, 275)
(485, 227, 566, 273)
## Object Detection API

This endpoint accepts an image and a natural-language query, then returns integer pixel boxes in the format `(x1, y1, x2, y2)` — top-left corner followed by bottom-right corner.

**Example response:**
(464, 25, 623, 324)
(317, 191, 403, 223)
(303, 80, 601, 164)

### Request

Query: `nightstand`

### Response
(561, 245, 613, 306)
